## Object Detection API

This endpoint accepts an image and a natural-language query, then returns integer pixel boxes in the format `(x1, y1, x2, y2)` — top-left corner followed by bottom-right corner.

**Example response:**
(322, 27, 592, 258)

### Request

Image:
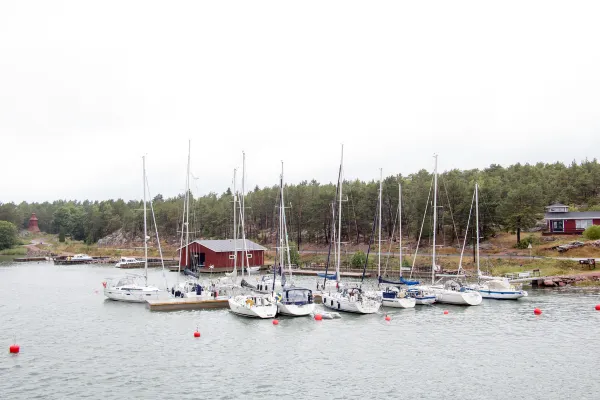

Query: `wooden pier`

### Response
(13, 257, 49, 262)
(118, 259, 178, 269)
(146, 298, 229, 311)
(292, 270, 372, 278)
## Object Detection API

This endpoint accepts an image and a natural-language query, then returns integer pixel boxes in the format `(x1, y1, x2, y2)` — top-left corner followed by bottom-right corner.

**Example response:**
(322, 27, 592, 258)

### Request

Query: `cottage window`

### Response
(552, 221, 564, 232)
(576, 219, 593, 230)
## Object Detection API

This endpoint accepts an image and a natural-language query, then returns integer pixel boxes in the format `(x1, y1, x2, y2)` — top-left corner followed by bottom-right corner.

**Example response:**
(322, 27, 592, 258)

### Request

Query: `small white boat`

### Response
(276, 287, 315, 316)
(406, 287, 437, 305)
(247, 266, 260, 274)
(171, 279, 236, 300)
(72, 254, 93, 261)
(103, 276, 165, 303)
(322, 287, 381, 314)
(430, 280, 483, 306)
(115, 257, 141, 268)
(380, 287, 416, 308)
(320, 312, 342, 319)
(471, 279, 528, 300)
(228, 294, 277, 318)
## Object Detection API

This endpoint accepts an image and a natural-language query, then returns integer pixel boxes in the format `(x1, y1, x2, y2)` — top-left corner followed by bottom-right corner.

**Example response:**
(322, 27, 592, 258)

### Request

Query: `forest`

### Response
(1, 159, 600, 248)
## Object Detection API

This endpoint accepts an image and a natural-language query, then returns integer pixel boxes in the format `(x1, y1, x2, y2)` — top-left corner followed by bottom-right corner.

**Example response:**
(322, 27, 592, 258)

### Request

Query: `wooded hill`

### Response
(2, 160, 600, 248)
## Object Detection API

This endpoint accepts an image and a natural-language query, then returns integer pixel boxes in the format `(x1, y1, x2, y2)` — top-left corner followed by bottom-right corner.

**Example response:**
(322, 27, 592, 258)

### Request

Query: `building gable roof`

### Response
(180, 239, 267, 252)
(544, 211, 600, 220)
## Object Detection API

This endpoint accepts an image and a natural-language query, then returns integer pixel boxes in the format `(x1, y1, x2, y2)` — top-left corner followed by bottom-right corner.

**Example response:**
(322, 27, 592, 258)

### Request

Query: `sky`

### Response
(1, 0, 599, 203)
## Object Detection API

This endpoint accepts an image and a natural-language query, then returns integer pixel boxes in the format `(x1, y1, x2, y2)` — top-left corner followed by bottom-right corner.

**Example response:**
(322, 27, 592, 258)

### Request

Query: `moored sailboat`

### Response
(104, 156, 167, 303)
(321, 145, 381, 314)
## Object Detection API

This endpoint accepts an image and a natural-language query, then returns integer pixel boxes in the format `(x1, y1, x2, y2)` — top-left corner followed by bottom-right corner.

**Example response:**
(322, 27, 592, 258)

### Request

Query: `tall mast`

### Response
(378, 168, 382, 278)
(232, 168, 238, 274)
(185, 140, 191, 268)
(475, 182, 480, 277)
(281, 162, 292, 277)
(431, 154, 438, 286)
(399, 182, 403, 279)
(240, 152, 249, 277)
(279, 162, 284, 274)
(143, 155, 148, 286)
(336, 145, 344, 281)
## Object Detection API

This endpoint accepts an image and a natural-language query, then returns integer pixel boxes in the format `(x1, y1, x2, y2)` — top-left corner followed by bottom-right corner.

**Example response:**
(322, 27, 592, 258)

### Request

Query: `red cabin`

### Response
(544, 203, 600, 235)
(28, 213, 40, 233)
(178, 239, 266, 273)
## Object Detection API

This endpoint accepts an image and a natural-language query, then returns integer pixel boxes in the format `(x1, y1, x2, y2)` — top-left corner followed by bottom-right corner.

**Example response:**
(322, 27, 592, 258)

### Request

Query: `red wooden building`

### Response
(28, 213, 40, 233)
(178, 239, 267, 272)
(544, 203, 600, 235)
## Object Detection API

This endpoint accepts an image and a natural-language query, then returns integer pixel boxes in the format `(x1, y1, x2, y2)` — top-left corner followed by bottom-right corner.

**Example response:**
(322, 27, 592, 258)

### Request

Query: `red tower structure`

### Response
(28, 213, 40, 233)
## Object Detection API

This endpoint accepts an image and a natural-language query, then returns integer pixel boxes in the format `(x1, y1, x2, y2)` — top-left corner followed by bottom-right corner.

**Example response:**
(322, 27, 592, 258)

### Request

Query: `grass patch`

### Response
(0, 247, 28, 256)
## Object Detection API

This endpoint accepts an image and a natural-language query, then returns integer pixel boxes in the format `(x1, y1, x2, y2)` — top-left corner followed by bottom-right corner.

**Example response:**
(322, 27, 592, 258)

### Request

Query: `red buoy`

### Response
(534, 308, 542, 315)
(9, 345, 20, 354)
(193, 331, 200, 338)
(443, 310, 449, 315)
(272, 319, 279, 325)
(314, 314, 323, 321)
(595, 304, 600, 311)
(385, 315, 391, 321)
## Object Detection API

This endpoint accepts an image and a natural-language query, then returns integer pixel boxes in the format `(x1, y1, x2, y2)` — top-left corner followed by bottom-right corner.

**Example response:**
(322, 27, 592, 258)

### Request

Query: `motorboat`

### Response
(277, 287, 315, 316)
(322, 287, 381, 314)
(115, 257, 141, 268)
(380, 286, 416, 308)
(470, 279, 528, 300)
(171, 278, 236, 300)
(406, 287, 437, 305)
(228, 294, 277, 318)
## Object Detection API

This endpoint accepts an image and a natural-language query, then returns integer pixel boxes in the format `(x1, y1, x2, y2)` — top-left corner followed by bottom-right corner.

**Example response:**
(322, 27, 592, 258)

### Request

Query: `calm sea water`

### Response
(1, 259, 600, 400)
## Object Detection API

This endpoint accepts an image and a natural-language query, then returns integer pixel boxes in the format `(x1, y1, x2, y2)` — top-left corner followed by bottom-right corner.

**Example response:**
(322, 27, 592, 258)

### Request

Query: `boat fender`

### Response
(246, 299, 254, 307)
(337, 302, 340, 310)
(214, 290, 218, 298)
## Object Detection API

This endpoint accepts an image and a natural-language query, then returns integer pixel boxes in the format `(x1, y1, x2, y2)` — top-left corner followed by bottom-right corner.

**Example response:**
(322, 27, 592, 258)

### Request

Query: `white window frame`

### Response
(576, 219, 593, 230)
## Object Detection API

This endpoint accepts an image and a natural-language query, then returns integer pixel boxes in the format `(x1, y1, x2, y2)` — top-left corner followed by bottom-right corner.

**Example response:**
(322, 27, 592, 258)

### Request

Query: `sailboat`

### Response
(228, 152, 277, 318)
(427, 155, 482, 306)
(378, 176, 416, 309)
(467, 183, 528, 300)
(321, 145, 381, 314)
(315, 202, 340, 292)
(103, 156, 166, 303)
(275, 162, 315, 317)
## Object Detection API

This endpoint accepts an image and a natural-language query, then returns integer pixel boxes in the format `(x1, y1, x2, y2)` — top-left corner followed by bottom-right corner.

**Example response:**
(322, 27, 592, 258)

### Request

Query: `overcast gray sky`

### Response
(1, 0, 599, 203)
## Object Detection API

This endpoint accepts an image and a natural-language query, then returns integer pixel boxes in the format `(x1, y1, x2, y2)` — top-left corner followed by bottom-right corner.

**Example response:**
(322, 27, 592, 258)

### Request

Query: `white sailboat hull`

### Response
(228, 296, 277, 319)
(382, 297, 416, 308)
(277, 302, 316, 316)
(321, 293, 381, 314)
(104, 286, 166, 303)
(479, 289, 528, 300)
(432, 288, 482, 306)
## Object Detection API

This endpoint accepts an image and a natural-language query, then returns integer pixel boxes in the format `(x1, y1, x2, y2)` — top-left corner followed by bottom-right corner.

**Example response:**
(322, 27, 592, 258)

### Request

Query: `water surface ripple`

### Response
(1, 261, 599, 399)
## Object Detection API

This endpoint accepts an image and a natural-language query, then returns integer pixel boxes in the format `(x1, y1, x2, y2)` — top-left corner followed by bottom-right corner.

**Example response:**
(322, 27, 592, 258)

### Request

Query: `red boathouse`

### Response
(544, 203, 600, 235)
(178, 239, 267, 272)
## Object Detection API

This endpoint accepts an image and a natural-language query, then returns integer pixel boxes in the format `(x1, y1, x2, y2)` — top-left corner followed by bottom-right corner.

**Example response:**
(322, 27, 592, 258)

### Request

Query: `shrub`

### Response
(0, 221, 18, 250)
(515, 235, 540, 249)
(583, 225, 600, 240)
(288, 241, 300, 266)
(59, 229, 66, 243)
(351, 250, 367, 268)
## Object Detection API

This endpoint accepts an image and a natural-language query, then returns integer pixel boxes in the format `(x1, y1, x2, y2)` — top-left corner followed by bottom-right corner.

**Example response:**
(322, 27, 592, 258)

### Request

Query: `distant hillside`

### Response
(2, 159, 600, 248)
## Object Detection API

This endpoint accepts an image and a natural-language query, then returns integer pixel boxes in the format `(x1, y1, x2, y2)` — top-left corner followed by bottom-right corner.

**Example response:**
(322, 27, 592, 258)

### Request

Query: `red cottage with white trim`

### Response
(544, 203, 600, 235)
(178, 239, 267, 273)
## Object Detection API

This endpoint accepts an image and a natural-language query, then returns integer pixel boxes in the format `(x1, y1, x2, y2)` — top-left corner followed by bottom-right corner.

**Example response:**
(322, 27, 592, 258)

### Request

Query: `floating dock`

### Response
(13, 257, 49, 262)
(146, 298, 229, 311)
(118, 260, 178, 269)
(292, 270, 372, 278)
